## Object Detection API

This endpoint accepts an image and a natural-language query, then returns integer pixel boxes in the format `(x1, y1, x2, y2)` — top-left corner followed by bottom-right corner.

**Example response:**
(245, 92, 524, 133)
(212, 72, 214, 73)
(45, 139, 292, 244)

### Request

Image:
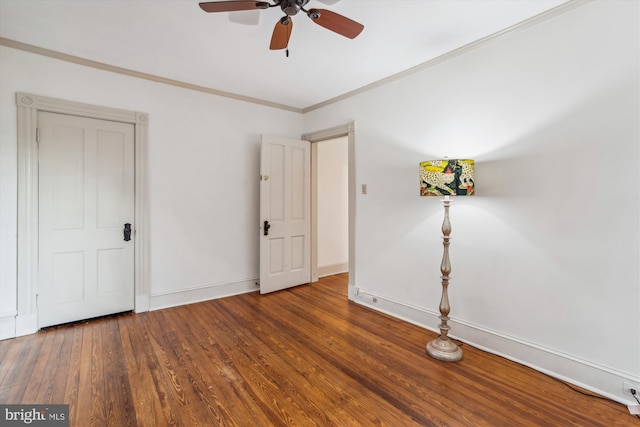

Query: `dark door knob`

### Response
(124, 223, 132, 241)
(263, 220, 271, 236)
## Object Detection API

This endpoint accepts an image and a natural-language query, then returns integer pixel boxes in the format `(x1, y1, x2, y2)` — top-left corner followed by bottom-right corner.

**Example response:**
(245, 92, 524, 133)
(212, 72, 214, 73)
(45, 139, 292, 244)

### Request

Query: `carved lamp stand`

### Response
(419, 159, 475, 362)
(426, 196, 462, 361)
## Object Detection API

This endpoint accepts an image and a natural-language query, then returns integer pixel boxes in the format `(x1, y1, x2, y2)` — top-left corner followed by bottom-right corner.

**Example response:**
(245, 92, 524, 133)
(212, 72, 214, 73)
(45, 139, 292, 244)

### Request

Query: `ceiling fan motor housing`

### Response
(281, 0, 309, 16)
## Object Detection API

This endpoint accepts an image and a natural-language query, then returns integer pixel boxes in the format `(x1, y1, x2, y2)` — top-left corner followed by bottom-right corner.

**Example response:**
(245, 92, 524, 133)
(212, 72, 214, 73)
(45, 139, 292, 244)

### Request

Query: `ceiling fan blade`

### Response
(270, 17, 293, 50)
(307, 9, 363, 39)
(199, 1, 270, 13)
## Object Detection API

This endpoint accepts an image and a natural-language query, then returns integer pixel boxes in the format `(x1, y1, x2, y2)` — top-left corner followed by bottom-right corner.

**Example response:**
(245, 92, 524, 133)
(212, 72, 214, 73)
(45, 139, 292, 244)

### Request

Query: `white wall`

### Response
(0, 46, 304, 335)
(303, 0, 639, 404)
(317, 137, 349, 274)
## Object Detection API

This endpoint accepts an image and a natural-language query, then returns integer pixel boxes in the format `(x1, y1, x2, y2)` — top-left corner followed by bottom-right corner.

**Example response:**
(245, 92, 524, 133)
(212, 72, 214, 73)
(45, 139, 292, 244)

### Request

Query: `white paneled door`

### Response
(38, 112, 135, 328)
(260, 135, 311, 294)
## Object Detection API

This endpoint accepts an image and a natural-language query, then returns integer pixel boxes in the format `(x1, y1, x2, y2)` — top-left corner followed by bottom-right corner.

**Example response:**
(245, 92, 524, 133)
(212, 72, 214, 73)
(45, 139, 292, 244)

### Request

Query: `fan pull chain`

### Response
(286, 49, 289, 57)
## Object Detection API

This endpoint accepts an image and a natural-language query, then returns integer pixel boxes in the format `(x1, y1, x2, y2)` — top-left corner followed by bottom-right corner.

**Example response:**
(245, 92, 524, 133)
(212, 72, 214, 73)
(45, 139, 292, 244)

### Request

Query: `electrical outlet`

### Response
(623, 380, 640, 396)
(354, 289, 377, 304)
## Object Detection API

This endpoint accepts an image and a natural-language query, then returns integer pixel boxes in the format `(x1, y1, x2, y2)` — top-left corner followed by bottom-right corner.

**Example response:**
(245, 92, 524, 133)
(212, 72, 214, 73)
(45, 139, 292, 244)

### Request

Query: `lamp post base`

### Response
(426, 337, 463, 362)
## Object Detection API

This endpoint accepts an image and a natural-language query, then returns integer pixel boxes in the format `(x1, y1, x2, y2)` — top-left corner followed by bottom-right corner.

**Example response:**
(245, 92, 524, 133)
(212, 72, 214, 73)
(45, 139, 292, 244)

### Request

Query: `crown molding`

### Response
(1, 1, 585, 115)
(0, 37, 303, 114)
(302, 0, 587, 113)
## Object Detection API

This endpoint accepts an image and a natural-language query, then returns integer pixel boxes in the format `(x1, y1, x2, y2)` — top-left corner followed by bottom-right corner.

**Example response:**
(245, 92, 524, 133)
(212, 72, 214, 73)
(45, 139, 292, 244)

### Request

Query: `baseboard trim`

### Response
(149, 278, 259, 311)
(318, 262, 348, 278)
(351, 288, 639, 406)
(2, 281, 259, 338)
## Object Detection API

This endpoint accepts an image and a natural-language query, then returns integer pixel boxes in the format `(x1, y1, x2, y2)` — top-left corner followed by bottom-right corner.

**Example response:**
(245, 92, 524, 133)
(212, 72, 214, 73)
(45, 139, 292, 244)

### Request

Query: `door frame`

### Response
(15, 92, 149, 335)
(302, 122, 356, 294)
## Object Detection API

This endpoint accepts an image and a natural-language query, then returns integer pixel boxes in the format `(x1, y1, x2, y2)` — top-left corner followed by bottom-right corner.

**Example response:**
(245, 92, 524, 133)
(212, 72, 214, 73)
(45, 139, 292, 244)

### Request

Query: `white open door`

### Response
(38, 111, 135, 327)
(260, 135, 311, 294)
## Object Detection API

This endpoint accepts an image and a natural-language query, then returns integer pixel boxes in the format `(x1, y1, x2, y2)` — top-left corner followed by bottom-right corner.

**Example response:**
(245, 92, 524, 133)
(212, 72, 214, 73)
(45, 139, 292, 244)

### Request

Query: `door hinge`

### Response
(36, 128, 40, 143)
(36, 294, 39, 309)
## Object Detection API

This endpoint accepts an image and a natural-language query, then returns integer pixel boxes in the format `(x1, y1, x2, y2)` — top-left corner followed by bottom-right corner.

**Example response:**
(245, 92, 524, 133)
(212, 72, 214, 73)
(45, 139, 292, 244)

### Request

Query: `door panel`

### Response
(260, 135, 311, 294)
(52, 251, 84, 303)
(51, 129, 84, 229)
(97, 132, 127, 227)
(38, 112, 135, 327)
(97, 248, 125, 295)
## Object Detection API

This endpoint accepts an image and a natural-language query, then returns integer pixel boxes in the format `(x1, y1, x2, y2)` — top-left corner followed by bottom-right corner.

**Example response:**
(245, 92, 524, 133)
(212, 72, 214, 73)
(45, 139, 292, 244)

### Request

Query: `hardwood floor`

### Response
(0, 274, 633, 426)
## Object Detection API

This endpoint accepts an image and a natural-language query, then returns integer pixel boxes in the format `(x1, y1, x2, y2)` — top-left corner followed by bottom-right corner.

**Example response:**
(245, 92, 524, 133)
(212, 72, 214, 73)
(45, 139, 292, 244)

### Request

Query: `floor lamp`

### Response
(419, 159, 475, 362)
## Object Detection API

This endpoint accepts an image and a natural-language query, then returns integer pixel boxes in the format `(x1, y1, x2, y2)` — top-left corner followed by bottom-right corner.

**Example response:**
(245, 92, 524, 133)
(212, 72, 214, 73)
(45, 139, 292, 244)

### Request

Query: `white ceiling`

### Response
(0, 0, 569, 110)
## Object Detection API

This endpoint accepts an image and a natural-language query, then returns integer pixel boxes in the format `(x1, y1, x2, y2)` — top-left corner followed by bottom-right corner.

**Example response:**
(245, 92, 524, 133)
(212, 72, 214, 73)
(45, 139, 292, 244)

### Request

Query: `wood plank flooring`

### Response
(0, 274, 634, 426)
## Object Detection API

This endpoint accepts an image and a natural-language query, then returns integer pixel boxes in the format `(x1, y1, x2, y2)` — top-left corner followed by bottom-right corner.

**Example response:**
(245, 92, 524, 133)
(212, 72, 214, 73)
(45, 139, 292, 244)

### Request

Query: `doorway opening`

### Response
(303, 122, 356, 297)
(314, 136, 349, 279)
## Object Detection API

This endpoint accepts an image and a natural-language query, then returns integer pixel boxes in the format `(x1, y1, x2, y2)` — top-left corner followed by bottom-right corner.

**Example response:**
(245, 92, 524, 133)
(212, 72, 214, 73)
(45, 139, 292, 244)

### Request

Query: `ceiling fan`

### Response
(199, 0, 364, 50)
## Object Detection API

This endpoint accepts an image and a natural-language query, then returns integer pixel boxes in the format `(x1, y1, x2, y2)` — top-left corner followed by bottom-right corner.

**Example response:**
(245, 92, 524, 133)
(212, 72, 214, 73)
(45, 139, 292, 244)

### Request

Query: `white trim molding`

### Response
(149, 279, 259, 311)
(14, 92, 150, 337)
(0, 1, 585, 114)
(302, 1, 587, 113)
(318, 263, 349, 278)
(351, 288, 640, 406)
(1, 38, 302, 114)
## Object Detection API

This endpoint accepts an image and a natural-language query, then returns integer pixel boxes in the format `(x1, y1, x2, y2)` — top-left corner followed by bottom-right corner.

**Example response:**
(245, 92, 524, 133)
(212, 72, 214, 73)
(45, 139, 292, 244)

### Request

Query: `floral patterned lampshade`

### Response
(420, 159, 475, 197)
